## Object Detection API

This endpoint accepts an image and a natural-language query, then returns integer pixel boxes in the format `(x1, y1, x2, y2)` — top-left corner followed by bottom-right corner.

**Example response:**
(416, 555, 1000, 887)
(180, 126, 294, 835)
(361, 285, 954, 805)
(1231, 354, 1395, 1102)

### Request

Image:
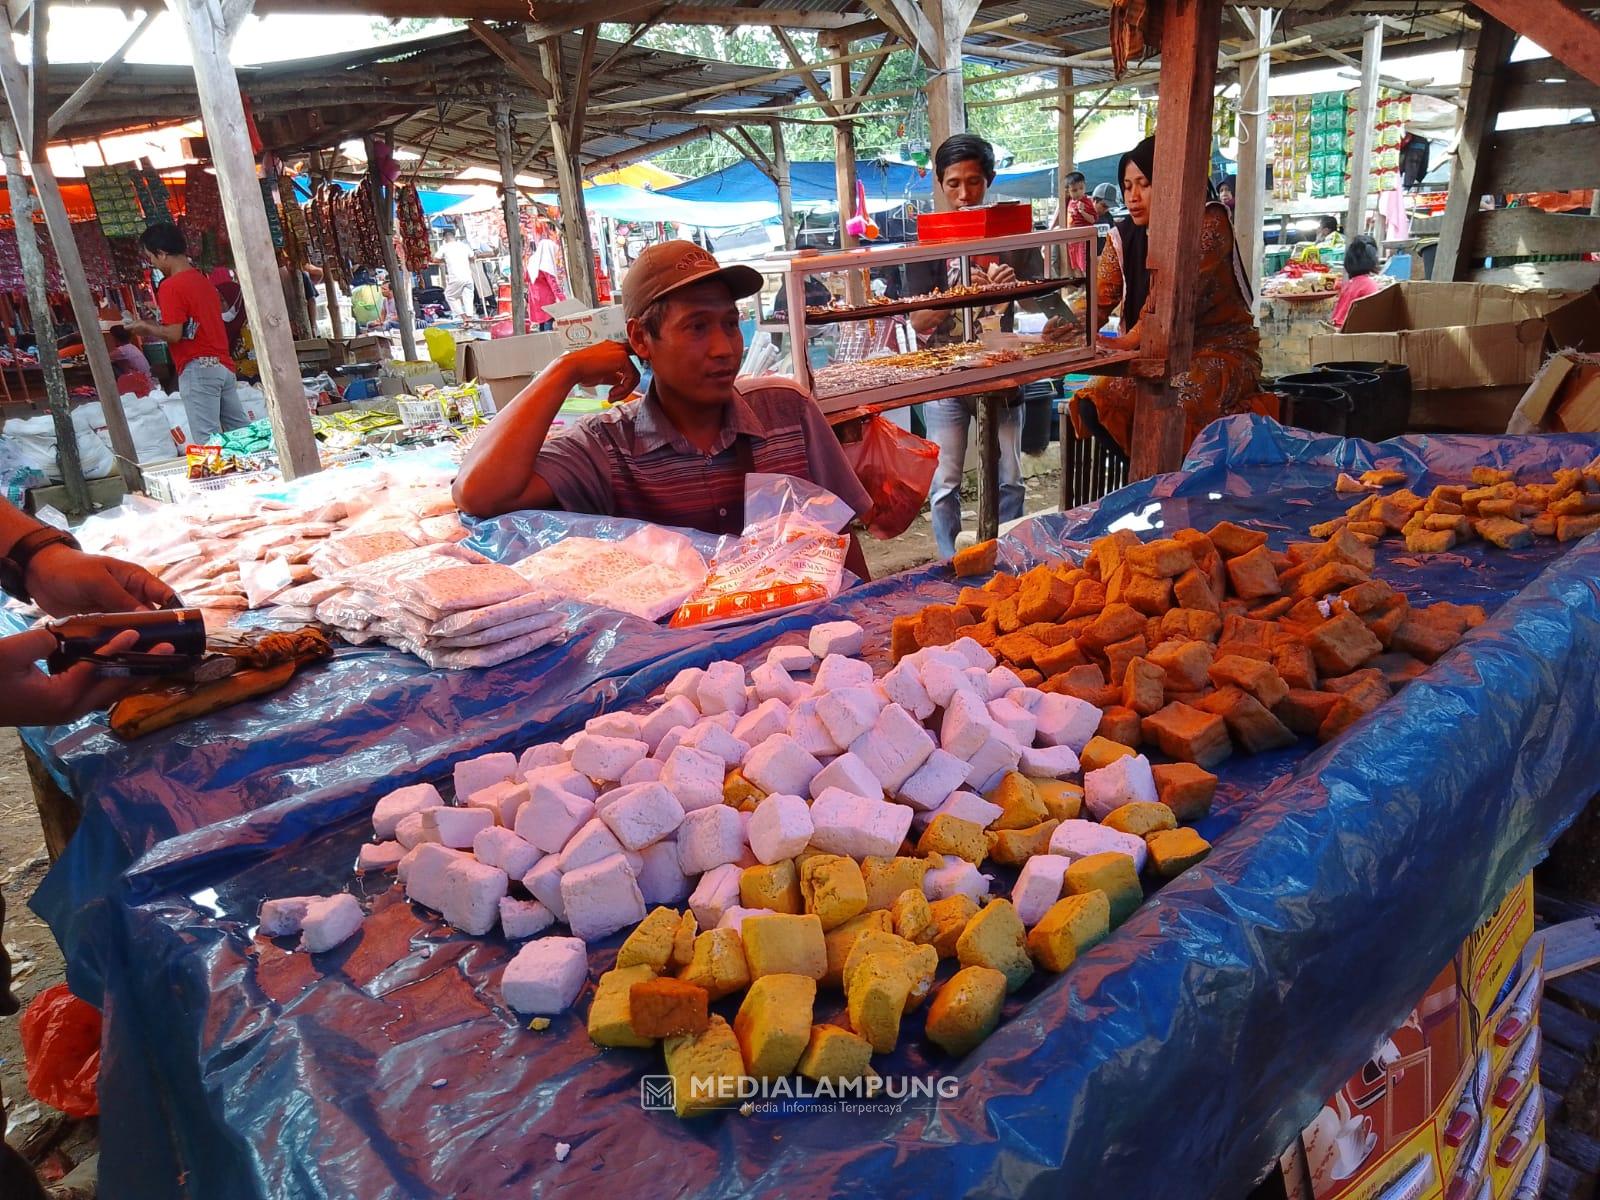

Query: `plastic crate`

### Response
(140, 457, 277, 504)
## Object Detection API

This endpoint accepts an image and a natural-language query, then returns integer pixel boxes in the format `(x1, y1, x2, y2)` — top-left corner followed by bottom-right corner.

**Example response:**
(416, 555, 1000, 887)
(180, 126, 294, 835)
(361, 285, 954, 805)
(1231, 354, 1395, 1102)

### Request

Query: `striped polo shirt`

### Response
(534, 376, 872, 536)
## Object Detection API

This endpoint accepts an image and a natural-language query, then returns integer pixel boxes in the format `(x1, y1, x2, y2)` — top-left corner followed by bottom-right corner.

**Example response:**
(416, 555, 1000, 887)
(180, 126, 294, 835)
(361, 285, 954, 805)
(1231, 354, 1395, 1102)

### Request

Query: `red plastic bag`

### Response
(841, 415, 940, 540)
(21, 984, 101, 1117)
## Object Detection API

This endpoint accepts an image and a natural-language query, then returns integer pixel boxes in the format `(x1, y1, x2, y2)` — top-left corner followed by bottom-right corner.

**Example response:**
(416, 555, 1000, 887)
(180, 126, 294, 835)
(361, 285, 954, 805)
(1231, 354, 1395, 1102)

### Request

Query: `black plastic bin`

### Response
(1312, 360, 1412, 442)
(1020, 380, 1057, 454)
(1275, 381, 1354, 437)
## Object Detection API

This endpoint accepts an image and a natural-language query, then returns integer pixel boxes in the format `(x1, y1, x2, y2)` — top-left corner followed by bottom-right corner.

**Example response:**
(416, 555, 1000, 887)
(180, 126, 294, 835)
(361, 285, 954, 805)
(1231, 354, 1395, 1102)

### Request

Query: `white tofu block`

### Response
(733, 698, 791, 747)
(663, 666, 705, 702)
(987, 697, 1038, 746)
(557, 817, 629, 874)
(356, 841, 407, 873)
(397, 845, 425, 885)
(964, 738, 1022, 794)
(676, 722, 749, 768)
(601, 781, 687, 850)
(814, 653, 874, 692)
(499, 897, 555, 940)
(661, 746, 727, 813)
(1021, 745, 1082, 779)
(920, 658, 977, 709)
(404, 843, 470, 914)
(523, 858, 566, 921)
(373, 783, 443, 840)
(896, 749, 970, 812)
(949, 636, 995, 671)
(258, 895, 317, 936)
(696, 661, 749, 717)
(298, 894, 364, 953)
(620, 757, 665, 787)
(502, 936, 588, 1015)
(747, 793, 815, 864)
(808, 789, 915, 859)
(703, 711, 738, 733)
(1012, 855, 1074, 927)
(653, 725, 689, 763)
(850, 703, 935, 793)
(742, 733, 823, 797)
(525, 763, 598, 802)
(585, 711, 642, 741)
(639, 695, 698, 752)
(986, 666, 1026, 701)
(928, 790, 1005, 831)
(941, 689, 995, 759)
(687, 863, 744, 929)
(751, 661, 808, 706)
(570, 734, 649, 783)
(787, 697, 844, 758)
(767, 644, 816, 674)
(1049, 820, 1148, 873)
(677, 805, 747, 875)
(635, 839, 692, 905)
(881, 662, 936, 722)
(923, 858, 992, 904)
(454, 753, 517, 802)
(809, 752, 885, 802)
(518, 743, 569, 775)
(394, 811, 438, 850)
(1006, 686, 1045, 715)
(1084, 754, 1159, 822)
(717, 906, 777, 934)
(817, 686, 885, 748)
(562, 731, 585, 753)
(514, 783, 596, 853)
(465, 779, 528, 827)
(809, 620, 865, 659)
(561, 853, 646, 942)
(472, 826, 542, 879)
(441, 856, 509, 936)
(1034, 694, 1104, 754)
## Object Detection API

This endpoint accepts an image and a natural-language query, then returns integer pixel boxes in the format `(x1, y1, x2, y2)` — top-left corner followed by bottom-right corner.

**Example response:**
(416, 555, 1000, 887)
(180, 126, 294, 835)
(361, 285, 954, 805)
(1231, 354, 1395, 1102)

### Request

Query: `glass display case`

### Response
(750, 225, 1104, 416)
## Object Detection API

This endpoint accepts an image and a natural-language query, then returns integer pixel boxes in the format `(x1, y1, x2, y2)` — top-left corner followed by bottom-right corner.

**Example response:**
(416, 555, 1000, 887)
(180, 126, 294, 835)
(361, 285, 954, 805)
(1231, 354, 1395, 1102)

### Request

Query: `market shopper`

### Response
(1069, 134, 1275, 458)
(129, 223, 247, 445)
(1332, 234, 1385, 329)
(453, 240, 873, 577)
(108, 326, 156, 396)
(437, 228, 476, 320)
(526, 218, 565, 331)
(1091, 182, 1119, 220)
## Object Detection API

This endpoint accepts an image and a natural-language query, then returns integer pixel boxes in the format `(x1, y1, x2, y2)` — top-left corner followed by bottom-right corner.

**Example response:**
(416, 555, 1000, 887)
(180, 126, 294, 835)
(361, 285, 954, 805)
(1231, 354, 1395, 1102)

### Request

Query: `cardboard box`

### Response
(1506, 350, 1600, 433)
(547, 299, 626, 351)
(456, 331, 562, 414)
(295, 338, 338, 368)
(345, 336, 392, 365)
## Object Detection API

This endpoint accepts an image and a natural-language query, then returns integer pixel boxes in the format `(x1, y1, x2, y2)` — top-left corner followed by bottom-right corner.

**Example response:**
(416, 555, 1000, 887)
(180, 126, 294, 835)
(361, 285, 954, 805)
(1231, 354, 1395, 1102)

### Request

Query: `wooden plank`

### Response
(1500, 58, 1600, 111)
(1344, 19, 1382, 242)
(1471, 0, 1600, 90)
(1434, 18, 1515, 282)
(773, 26, 837, 117)
(1485, 124, 1600, 195)
(19, 739, 76, 861)
(27, 0, 45, 159)
(493, 103, 526, 336)
(525, 0, 656, 42)
(1550, 1122, 1600, 1177)
(976, 392, 999, 541)
(47, 7, 156, 138)
(1233, 6, 1273, 307)
(770, 121, 795, 250)
(1541, 1155, 1590, 1200)
(539, 38, 597, 309)
(1470, 207, 1600, 260)
(1130, 0, 1222, 480)
(1545, 1037, 1582, 1094)
(1550, 964, 1600, 1017)
(823, 33, 861, 293)
(1538, 994, 1600, 1054)
(1539, 893, 1600, 924)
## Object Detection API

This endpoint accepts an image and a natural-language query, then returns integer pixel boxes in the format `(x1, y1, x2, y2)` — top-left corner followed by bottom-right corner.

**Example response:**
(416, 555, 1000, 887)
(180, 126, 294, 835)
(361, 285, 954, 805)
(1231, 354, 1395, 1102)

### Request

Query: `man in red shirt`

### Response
(128, 223, 246, 444)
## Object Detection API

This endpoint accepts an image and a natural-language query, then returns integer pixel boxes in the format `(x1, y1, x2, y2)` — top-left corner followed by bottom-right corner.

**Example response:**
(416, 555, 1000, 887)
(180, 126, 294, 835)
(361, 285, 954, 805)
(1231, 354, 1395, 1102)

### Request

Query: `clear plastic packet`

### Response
(395, 561, 532, 615)
(404, 623, 568, 670)
(427, 590, 555, 639)
(428, 610, 565, 649)
(239, 557, 296, 609)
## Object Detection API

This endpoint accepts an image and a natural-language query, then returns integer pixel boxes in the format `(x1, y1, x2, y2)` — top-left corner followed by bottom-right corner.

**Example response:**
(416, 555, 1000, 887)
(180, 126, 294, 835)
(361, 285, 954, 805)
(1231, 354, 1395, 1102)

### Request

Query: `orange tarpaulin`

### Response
(0, 179, 188, 228)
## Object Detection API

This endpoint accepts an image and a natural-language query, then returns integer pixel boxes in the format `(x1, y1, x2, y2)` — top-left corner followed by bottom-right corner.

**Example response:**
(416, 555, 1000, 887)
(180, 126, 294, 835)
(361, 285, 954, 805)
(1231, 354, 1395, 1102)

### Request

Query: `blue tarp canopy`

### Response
(532, 182, 780, 227)
(290, 175, 464, 216)
(21, 418, 1600, 1199)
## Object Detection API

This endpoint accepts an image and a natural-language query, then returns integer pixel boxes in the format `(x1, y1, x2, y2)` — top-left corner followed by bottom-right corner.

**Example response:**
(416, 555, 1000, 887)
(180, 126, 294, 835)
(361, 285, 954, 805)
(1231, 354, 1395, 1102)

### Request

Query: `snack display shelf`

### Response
(802, 276, 1080, 326)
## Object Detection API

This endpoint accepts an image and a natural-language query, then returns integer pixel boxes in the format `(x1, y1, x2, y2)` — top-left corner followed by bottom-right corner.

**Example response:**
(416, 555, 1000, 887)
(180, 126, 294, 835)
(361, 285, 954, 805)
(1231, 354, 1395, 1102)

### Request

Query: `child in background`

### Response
(1063, 170, 1097, 275)
(1332, 234, 1384, 329)
(107, 326, 156, 396)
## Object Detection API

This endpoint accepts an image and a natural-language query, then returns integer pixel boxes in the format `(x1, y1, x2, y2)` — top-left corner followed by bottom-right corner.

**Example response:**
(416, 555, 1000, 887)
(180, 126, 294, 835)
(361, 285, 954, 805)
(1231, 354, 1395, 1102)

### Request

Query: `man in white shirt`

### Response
(437, 228, 476, 319)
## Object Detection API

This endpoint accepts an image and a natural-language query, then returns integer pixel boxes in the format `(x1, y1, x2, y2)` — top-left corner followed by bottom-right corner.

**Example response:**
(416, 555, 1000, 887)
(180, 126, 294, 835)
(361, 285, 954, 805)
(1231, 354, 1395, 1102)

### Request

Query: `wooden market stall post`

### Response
(538, 34, 599, 309)
(493, 100, 527, 335)
(1343, 19, 1383, 243)
(1055, 66, 1073, 278)
(364, 133, 419, 364)
(1232, 6, 1273, 307)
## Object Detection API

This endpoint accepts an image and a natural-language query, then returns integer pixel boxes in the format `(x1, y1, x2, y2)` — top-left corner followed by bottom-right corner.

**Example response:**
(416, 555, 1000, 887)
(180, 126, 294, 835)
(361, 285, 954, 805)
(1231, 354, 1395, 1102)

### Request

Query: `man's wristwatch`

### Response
(0, 525, 80, 603)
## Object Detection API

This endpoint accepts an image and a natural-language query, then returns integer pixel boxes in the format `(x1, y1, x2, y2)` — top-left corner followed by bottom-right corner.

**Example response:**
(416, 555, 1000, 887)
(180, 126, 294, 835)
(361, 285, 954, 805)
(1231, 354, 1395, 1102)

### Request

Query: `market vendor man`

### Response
(453, 241, 875, 578)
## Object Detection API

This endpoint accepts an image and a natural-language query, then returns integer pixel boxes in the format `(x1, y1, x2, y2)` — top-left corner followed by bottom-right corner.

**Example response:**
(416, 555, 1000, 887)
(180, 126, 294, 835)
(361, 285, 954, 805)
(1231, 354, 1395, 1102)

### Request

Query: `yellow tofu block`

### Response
(860, 856, 931, 910)
(663, 1015, 746, 1117)
(588, 963, 660, 1048)
(845, 954, 914, 1053)
(741, 913, 827, 981)
(929, 894, 980, 959)
(795, 1023, 874, 1085)
(843, 930, 938, 1010)
(985, 773, 1050, 830)
(822, 910, 895, 989)
(925, 965, 1008, 1056)
(986, 819, 1060, 866)
(891, 888, 935, 944)
(616, 906, 681, 971)
(1064, 853, 1142, 926)
(678, 927, 751, 1000)
(733, 973, 817, 1079)
(1031, 778, 1084, 821)
(955, 899, 1034, 993)
(1145, 827, 1213, 878)
(917, 814, 989, 864)
(799, 854, 869, 930)
(724, 769, 766, 811)
(1027, 890, 1111, 972)
(1101, 801, 1178, 838)
(741, 860, 802, 915)
(1079, 736, 1136, 773)
(671, 910, 698, 970)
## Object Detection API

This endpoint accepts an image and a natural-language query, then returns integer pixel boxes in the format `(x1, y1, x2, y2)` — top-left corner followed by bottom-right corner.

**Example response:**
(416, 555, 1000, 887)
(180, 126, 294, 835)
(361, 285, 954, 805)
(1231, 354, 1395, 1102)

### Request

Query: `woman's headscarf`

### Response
(1113, 135, 1156, 329)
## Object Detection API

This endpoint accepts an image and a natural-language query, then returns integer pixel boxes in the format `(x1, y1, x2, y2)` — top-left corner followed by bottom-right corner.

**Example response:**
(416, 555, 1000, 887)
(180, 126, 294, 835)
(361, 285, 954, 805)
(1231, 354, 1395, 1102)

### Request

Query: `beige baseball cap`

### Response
(621, 240, 763, 323)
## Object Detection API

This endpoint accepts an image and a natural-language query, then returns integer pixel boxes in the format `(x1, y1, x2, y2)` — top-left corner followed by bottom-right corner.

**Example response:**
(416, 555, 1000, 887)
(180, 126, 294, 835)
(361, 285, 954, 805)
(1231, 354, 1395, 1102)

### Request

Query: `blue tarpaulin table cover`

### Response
(21, 417, 1600, 1199)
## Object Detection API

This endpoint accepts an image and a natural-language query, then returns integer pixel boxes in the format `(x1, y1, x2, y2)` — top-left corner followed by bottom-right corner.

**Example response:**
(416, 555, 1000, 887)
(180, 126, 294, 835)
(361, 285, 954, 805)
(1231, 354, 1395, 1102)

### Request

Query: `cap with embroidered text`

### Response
(621, 240, 763, 323)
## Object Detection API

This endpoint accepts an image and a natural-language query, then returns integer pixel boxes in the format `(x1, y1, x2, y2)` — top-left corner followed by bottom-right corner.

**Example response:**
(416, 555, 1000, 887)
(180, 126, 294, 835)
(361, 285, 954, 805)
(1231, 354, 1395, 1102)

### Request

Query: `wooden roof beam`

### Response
(467, 20, 554, 100)
(1470, 0, 1600, 89)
